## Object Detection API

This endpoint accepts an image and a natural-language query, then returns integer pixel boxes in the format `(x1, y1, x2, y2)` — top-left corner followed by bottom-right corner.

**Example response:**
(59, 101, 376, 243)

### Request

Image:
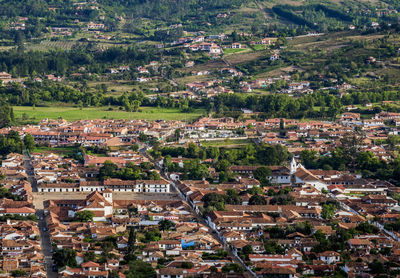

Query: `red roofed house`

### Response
(317, 251, 340, 264)
(0, 207, 36, 216)
(83, 155, 128, 167)
(81, 261, 100, 272)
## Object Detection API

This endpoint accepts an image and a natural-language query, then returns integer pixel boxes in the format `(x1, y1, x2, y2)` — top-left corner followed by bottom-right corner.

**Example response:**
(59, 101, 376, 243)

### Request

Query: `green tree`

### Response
(201, 193, 227, 211)
(300, 149, 318, 169)
(216, 159, 231, 172)
(138, 133, 148, 142)
(338, 132, 365, 169)
(242, 245, 253, 255)
(83, 251, 96, 262)
(11, 270, 26, 277)
(147, 171, 160, 180)
(357, 222, 380, 234)
(143, 229, 161, 243)
(249, 194, 266, 205)
(187, 142, 199, 158)
(356, 152, 381, 172)
(253, 166, 272, 187)
(74, 210, 94, 222)
(0, 100, 14, 128)
(131, 144, 139, 152)
(179, 262, 193, 269)
(174, 129, 181, 141)
(23, 134, 35, 151)
(321, 204, 336, 220)
(126, 260, 156, 278)
(222, 263, 243, 273)
(127, 227, 136, 257)
(158, 219, 176, 231)
(53, 248, 77, 269)
(369, 259, 385, 274)
(99, 161, 119, 180)
(387, 135, 399, 152)
(264, 239, 285, 254)
(132, 100, 141, 112)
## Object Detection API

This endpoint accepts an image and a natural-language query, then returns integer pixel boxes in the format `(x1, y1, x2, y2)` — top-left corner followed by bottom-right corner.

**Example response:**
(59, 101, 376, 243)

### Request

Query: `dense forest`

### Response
(0, 45, 160, 77)
(0, 0, 247, 21)
(272, 2, 397, 32)
(0, 101, 14, 128)
(100, 0, 247, 20)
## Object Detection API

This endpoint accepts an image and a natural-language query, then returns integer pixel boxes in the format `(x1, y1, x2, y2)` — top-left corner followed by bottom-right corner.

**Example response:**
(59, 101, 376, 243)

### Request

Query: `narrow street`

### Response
(23, 150, 37, 192)
(37, 209, 57, 278)
(23, 150, 57, 277)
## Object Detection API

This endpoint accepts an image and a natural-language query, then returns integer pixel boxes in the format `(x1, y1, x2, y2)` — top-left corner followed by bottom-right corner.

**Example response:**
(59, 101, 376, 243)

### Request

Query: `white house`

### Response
(318, 251, 340, 264)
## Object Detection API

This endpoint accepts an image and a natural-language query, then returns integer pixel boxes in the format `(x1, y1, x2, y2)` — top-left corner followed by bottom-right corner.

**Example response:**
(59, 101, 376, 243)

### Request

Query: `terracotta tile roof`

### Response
(81, 261, 100, 268)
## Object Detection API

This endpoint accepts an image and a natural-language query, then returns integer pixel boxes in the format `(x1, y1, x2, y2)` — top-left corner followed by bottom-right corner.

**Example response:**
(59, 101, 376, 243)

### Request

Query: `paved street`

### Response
(36, 209, 57, 278)
(24, 151, 56, 277)
(23, 150, 37, 192)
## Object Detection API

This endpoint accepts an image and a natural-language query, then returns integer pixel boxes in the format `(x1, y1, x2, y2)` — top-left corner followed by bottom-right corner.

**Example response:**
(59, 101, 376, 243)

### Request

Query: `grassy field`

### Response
(252, 44, 269, 51)
(199, 139, 253, 147)
(25, 40, 127, 51)
(223, 48, 249, 55)
(82, 80, 138, 96)
(31, 146, 77, 156)
(224, 51, 266, 65)
(14, 106, 206, 122)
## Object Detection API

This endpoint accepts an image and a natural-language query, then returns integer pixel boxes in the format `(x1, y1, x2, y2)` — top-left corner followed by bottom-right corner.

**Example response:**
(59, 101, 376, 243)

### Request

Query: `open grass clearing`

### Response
(31, 146, 77, 156)
(224, 51, 266, 65)
(199, 139, 253, 147)
(13, 106, 206, 122)
(223, 48, 250, 55)
(252, 44, 270, 51)
(85, 80, 138, 96)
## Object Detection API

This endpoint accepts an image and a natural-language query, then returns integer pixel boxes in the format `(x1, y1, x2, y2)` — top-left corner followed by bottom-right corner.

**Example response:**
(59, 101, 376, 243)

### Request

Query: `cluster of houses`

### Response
(240, 75, 291, 92)
(108, 62, 159, 83)
(0, 153, 32, 201)
(172, 113, 396, 162)
(184, 80, 237, 99)
(25, 150, 170, 194)
(0, 108, 400, 277)
(44, 190, 242, 277)
(0, 110, 398, 164)
(0, 157, 45, 276)
(174, 34, 278, 57)
(0, 220, 45, 277)
(171, 157, 400, 277)
(0, 118, 184, 147)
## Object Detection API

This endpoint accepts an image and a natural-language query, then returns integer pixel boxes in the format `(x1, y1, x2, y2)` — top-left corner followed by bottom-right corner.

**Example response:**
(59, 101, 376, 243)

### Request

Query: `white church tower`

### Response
(290, 157, 305, 174)
(290, 157, 299, 174)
